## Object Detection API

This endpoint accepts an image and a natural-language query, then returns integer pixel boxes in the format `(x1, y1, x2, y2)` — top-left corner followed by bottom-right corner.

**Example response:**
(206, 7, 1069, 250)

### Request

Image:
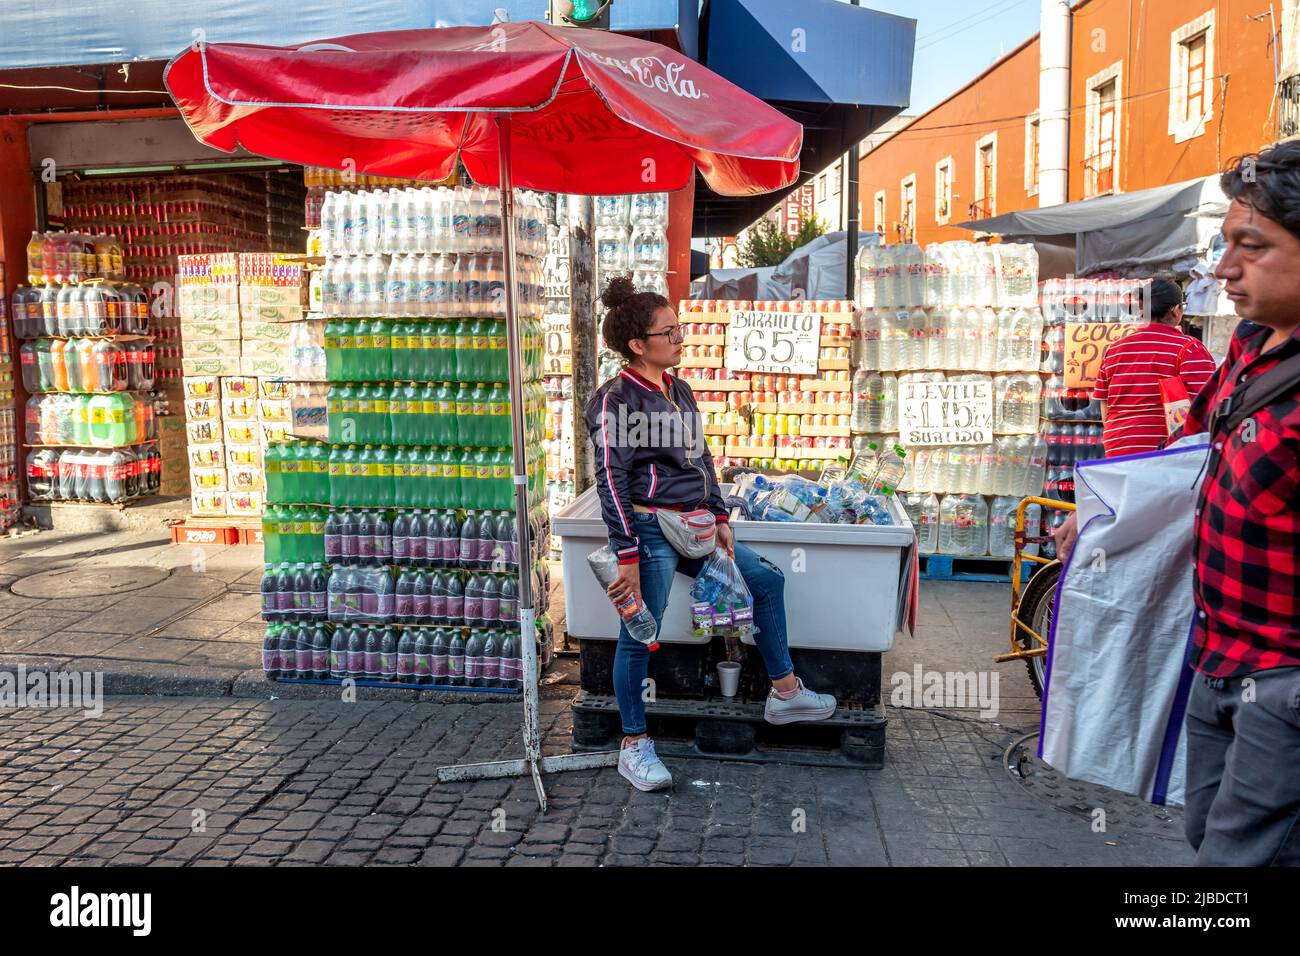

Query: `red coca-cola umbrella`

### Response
(164, 22, 800, 196)
(164, 23, 801, 807)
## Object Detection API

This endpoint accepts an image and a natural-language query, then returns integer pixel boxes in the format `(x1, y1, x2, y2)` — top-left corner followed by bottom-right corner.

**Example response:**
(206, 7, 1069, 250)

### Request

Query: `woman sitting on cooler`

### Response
(584, 275, 838, 793)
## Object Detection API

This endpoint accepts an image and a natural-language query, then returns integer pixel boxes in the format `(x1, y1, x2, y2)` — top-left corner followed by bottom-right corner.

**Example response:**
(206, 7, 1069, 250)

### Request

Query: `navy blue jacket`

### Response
(584, 366, 728, 565)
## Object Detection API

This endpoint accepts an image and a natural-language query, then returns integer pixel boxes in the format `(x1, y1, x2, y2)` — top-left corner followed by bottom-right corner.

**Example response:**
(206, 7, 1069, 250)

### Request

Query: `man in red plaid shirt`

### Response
(1058, 143, 1300, 865)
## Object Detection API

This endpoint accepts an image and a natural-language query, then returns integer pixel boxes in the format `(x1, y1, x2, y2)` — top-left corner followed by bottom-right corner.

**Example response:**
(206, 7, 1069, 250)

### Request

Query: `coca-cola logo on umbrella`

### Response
(578, 50, 705, 100)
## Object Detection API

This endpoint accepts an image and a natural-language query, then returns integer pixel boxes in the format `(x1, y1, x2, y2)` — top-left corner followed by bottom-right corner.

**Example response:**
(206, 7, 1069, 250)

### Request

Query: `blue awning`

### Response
(693, 0, 915, 235)
(703, 0, 913, 108)
(0, 0, 698, 69)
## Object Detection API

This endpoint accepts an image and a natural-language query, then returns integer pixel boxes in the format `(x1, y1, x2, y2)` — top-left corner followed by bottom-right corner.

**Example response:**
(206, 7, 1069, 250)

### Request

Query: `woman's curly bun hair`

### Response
(600, 274, 670, 363)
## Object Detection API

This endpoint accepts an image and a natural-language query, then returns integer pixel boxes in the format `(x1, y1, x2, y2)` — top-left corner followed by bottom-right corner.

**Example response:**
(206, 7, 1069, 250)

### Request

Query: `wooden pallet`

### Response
(919, 553, 1033, 583)
(571, 691, 886, 768)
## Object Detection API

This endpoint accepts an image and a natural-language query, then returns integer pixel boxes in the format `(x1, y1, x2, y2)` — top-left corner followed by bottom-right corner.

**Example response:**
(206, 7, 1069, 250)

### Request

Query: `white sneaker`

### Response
(764, 678, 837, 725)
(618, 738, 673, 792)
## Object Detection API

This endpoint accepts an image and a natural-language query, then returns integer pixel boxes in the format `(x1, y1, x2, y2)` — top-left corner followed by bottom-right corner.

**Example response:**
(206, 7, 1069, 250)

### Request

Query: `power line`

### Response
(916, 0, 1036, 51)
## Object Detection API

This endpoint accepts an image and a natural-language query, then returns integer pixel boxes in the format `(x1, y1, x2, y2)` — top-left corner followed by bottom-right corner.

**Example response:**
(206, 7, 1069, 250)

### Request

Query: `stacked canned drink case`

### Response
(855, 241, 1048, 557)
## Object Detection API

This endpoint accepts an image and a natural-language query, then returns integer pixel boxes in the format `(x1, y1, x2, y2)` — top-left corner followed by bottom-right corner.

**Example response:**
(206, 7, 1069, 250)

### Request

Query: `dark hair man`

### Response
(1057, 142, 1300, 865)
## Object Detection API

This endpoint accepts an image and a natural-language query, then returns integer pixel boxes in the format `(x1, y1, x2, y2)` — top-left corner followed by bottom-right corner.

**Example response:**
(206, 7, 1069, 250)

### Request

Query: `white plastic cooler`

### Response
(554, 486, 917, 653)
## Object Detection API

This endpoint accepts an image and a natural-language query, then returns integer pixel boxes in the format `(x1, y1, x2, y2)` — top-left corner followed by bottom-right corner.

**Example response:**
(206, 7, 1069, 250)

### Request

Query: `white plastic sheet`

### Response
(1039, 435, 1209, 806)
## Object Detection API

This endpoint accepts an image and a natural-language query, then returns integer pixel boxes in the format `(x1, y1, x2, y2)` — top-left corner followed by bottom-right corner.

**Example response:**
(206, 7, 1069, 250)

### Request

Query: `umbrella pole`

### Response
(435, 115, 620, 807)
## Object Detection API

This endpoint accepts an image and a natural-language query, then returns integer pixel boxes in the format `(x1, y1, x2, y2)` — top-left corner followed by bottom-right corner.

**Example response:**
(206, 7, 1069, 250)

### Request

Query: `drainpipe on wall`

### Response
(1039, 0, 1072, 207)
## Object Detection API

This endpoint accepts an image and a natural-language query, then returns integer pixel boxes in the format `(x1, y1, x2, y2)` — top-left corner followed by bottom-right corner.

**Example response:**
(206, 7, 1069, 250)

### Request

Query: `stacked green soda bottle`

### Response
(262, 275, 549, 691)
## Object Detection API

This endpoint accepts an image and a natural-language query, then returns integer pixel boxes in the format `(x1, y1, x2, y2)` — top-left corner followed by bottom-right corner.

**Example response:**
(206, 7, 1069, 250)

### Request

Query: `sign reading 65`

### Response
(725, 310, 821, 375)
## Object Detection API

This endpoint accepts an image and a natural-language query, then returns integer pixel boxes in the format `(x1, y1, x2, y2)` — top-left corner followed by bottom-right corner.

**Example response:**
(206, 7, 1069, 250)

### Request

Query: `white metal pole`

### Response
(494, 114, 548, 811)
(434, 115, 621, 803)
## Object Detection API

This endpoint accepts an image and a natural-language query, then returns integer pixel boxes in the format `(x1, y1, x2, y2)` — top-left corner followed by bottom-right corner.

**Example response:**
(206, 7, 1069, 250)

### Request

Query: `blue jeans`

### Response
(614, 512, 794, 735)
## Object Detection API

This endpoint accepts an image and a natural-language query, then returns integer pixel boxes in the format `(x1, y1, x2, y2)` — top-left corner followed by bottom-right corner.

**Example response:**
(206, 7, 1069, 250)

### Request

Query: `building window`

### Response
(934, 157, 953, 225)
(874, 190, 887, 234)
(1283, 0, 1300, 82)
(1025, 111, 1040, 196)
(972, 133, 996, 219)
(899, 175, 916, 243)
(831, 164, 843, 197)
(817, 172, 828, 203)
(1085, 62, 1123, 198)
(1169, 11, 1215, 143)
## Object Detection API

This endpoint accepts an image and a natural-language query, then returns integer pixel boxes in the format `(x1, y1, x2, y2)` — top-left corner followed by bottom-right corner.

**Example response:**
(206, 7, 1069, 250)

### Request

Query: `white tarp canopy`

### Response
(691, 230, 880, 300)
(957, 176, 1228, 277)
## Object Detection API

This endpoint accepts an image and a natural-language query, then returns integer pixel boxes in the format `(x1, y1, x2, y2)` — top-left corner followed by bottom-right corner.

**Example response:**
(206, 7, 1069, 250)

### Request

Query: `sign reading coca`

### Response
(577, 50, 705, 100)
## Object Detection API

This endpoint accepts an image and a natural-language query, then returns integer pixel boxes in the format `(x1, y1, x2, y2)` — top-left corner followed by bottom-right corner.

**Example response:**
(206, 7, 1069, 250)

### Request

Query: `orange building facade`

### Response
(861, 0, 1288, 248)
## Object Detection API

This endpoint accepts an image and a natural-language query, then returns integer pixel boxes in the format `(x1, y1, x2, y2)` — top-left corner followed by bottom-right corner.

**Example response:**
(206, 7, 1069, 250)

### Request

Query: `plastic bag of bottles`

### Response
(690, 548, 753, 661)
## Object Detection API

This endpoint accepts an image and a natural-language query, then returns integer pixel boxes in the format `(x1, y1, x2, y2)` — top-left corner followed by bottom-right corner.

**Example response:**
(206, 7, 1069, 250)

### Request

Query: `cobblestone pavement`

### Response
(0, 694, 1193, 867)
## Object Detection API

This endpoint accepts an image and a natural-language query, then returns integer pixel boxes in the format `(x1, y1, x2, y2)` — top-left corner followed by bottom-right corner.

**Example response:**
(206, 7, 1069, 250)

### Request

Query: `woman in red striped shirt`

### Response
(1091, 279, 1218, 457)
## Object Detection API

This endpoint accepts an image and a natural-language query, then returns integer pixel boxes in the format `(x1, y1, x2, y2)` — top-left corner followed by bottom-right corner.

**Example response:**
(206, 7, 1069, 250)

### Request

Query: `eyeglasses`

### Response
(642, 325, 683, 344)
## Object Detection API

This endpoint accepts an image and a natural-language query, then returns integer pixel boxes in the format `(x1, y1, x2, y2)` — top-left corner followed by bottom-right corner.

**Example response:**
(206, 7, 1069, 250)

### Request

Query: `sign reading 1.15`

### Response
(725, 310, 822, 375)
(899, 380, 994, 446)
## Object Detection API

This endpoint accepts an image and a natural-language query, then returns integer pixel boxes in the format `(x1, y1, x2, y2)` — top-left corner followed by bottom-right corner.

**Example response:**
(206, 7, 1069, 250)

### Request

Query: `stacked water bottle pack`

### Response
(258, 179, 555, 690)
(854, 241, 1049, 559)
(594, 193, 670, 298)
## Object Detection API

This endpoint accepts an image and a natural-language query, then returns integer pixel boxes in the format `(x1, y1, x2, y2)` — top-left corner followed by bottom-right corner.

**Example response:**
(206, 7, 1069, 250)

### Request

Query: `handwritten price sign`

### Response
(899, 380, 994, 446)
(725, 310, 822, 375)
(1065, 322, 1144, 389)
(543, 313, 572, 375)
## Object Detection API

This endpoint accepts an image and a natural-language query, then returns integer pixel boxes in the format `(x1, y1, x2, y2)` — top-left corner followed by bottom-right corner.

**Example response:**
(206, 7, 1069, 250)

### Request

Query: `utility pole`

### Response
(845, 0, 861, 301)
(569, 195, 598, 494)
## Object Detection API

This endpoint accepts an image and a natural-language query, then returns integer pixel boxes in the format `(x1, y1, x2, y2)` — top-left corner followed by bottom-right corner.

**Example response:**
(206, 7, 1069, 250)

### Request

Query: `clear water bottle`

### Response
(364, 255, 387, 314)
(881, 373, 899, 433)
(382, 189, 403, 254)
(587, 546, 658, 650)
(851, 370, 885, 433)
(909, 308, 930, 369)
(876, 308, 896, 372)
(344, 256, 365, 317)
(1022, 433, 1048, 497)
(906, 447, 929, 493)
(857, 307, 880, 370)
(596, 224, 629, 273)
(923, 307, 944, 369)
(595, 195, 630, 228)
(630, 223, 667, 271)
(320, 192, 340, 257)
(856, 245, 876, 308)
(938, 494, 961, 553)
(989, 496, 1037, 557)
(903, 491, 941, 553)
(384, 254, 405, 317)
(868, 443, 908, 496)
